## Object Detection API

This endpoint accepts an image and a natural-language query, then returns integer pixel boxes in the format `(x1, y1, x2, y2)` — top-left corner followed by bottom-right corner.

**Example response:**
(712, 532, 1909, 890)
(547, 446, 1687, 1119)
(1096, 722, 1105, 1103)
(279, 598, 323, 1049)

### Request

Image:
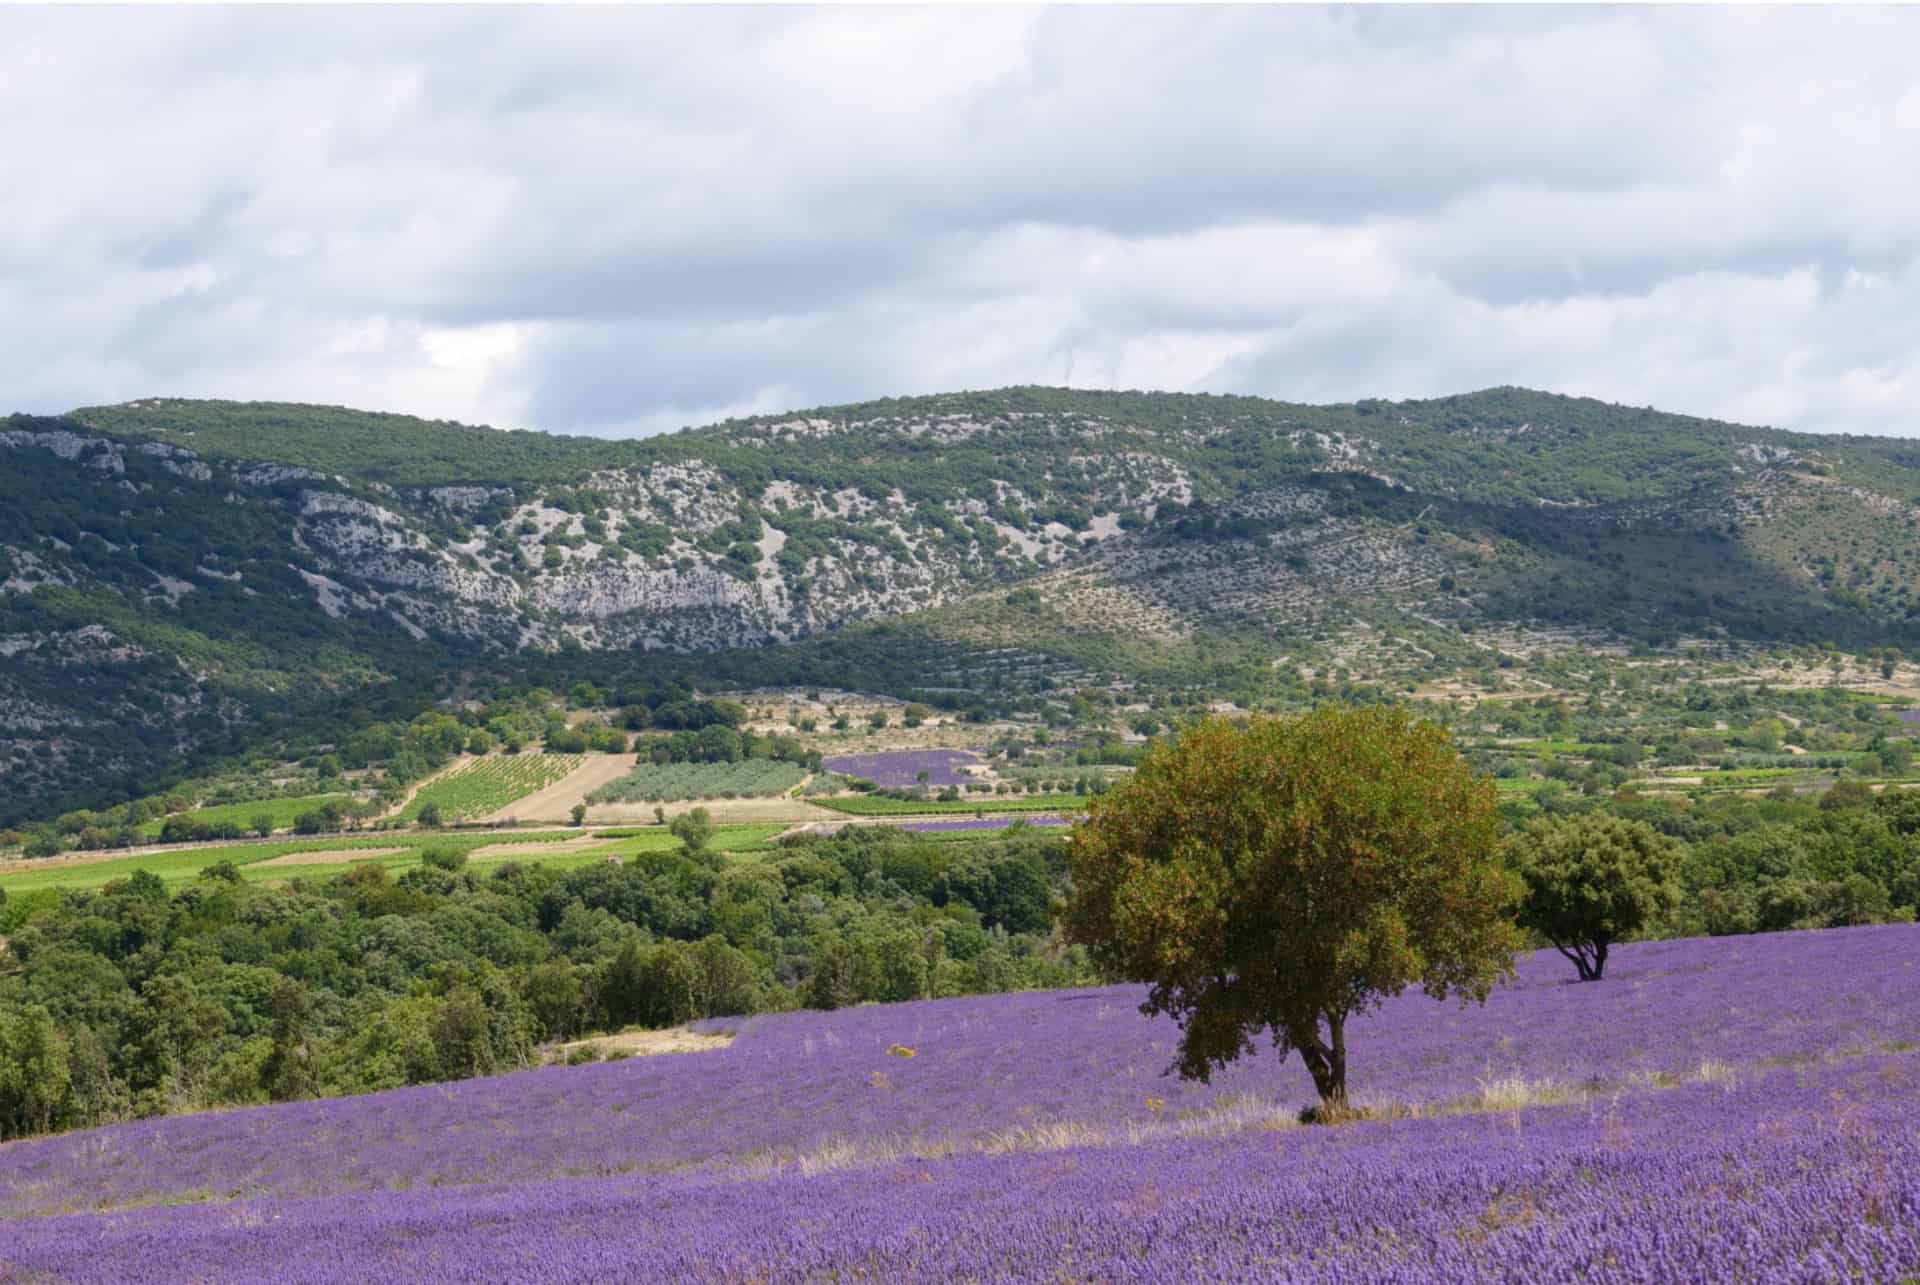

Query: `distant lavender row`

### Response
(3, 925, 1914, 1219)
(900, 815, 1070, 831)
(821, 748, 982, 786)
(6, 1053, 1915, 1283)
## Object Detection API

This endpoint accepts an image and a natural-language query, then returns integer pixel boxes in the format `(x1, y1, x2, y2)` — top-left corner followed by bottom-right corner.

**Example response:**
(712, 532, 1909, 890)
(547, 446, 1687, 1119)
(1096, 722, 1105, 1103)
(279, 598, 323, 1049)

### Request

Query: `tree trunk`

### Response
(1551, 938, 1608, 981)
(1294, 1010, 1349, 1107)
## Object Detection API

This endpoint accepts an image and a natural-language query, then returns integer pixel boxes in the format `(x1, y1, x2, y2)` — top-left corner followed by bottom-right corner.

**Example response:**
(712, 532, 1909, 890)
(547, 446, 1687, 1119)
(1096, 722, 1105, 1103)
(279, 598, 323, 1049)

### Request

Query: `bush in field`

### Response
(419, 847, 467, 873)
(1515, 813, 1684, 981)
(293, 802, 351, 835)
(669, 808, 715, 856)
(1065, 707, 1523, 1111)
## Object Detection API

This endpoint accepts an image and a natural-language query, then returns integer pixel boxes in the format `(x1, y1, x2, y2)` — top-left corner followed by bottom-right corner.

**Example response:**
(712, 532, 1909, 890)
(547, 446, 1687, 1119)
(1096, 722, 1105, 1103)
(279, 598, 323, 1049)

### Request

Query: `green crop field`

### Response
(138, 793, 356, 837)
(0, 823, 799, 902)
(575, 824, 785, 859)
(810, 793, 1088, 816)
(586, 759, 806, 803)
(0, 831, 580, 897)
(400, 754, 585, 822)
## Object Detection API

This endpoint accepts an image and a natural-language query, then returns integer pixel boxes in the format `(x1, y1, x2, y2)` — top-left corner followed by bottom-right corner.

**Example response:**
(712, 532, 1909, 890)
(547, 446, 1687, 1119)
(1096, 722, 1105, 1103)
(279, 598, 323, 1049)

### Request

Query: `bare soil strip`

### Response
(254, 847, 408, 868)
(588, 796, 841, 825)
(482, 754, 637, 824)
(465, 835, 609, 859)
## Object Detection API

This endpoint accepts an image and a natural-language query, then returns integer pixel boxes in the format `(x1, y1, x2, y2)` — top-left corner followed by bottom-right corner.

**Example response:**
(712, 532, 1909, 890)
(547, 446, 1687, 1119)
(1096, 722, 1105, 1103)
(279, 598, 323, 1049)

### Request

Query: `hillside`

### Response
(11, 385, 1920, 813)
(3, 926, 1916, 1280)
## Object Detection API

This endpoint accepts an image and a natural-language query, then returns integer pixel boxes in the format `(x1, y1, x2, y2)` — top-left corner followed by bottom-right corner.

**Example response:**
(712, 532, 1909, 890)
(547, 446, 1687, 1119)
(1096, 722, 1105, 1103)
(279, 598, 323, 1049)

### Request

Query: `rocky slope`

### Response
(8, 385, 1920, 811)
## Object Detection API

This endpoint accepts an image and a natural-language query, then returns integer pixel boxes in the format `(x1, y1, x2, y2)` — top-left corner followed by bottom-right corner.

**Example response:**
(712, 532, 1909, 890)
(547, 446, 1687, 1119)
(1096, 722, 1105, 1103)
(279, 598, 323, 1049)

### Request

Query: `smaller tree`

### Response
(416, 801, 444, 830)
(570, 803, 588, 827)
(0, 1004, 73, 1140)
(420, 846, 467, 873)
(669, 807, 715, 856)
(1514, 814, 1683, 981)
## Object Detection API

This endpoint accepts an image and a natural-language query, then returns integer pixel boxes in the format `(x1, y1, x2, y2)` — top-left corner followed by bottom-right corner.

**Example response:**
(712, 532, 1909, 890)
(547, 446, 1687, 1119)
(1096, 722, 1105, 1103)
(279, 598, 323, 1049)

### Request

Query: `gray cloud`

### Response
(3, 6, 1919, 437)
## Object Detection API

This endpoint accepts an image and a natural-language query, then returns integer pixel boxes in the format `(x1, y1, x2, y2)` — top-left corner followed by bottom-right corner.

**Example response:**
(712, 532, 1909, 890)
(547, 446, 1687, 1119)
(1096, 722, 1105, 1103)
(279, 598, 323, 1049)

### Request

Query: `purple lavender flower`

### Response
(822, 749, 983, 787)
(1, 925, 1915, 1281)
(900, 816, 1070, 831)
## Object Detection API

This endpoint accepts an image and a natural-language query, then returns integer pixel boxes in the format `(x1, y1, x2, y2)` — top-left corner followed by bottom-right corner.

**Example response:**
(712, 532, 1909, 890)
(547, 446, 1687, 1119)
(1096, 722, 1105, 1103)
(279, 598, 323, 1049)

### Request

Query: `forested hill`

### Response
(9, 384, 1920, 813)
(66, 385, 1892, 501)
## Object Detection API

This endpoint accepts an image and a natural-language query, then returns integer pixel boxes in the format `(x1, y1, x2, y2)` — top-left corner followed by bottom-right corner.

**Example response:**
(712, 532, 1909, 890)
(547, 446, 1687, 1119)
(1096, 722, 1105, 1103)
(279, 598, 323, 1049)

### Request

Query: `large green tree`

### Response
(1515, 813, 1683, 981)
(1064, 706, 1523, 1110)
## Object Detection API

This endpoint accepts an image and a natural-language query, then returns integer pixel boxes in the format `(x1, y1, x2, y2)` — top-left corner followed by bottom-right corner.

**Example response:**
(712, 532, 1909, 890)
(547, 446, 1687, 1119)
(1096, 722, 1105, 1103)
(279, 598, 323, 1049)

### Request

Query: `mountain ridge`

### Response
(8, 384, 1920, 816)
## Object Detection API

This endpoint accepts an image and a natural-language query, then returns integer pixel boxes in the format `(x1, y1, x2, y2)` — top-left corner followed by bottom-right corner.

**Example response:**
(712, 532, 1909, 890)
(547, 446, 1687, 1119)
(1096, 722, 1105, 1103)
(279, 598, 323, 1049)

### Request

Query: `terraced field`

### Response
(399, 755, 586, 822)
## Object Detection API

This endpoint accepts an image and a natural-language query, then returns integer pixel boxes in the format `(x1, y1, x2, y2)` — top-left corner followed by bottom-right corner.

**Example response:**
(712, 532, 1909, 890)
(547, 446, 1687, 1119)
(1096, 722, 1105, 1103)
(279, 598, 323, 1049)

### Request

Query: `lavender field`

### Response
(3, 925, 1918, 1281)
(820, 748, 982, 787)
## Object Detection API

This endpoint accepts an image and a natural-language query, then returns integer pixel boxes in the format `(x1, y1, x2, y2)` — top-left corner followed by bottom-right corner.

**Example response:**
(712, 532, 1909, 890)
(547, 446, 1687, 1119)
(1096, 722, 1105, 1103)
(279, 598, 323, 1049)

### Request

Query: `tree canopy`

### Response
(1064, 705, 1523, 1110)
(1514, 813, 1683, 980)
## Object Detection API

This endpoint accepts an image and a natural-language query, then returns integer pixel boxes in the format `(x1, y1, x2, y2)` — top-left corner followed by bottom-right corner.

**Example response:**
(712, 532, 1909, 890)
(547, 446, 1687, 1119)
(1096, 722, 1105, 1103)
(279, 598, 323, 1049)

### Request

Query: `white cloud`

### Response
(2, 7, 1920, 436)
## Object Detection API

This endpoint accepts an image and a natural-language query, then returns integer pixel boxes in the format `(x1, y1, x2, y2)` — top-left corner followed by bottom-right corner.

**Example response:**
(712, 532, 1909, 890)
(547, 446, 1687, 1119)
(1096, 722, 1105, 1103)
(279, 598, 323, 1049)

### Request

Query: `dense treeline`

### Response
(1614, 782, 1920, 935)
(0, 828, 1088, 1141)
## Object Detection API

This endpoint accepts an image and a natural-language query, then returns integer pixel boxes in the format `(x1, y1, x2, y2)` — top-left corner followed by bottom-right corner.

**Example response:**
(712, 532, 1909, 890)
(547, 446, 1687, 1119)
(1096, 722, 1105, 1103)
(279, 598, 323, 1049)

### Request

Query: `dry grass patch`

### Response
(545, 1027, 734, 1064)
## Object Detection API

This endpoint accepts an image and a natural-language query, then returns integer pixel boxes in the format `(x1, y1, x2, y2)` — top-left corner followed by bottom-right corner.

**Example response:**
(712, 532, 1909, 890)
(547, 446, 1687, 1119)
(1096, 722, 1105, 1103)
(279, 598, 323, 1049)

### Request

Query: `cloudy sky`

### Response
(5, 6, 1920, 438)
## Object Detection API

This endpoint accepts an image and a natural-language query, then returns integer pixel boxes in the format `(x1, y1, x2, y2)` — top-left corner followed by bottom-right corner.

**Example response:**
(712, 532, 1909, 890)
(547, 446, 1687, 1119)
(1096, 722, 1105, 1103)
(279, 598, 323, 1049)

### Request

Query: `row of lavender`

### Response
(901, 815, 1070, 831)
(820, 748, 984, 787)
(4, 926, 1915, 1219)
(6, 1050, 1915, 1282)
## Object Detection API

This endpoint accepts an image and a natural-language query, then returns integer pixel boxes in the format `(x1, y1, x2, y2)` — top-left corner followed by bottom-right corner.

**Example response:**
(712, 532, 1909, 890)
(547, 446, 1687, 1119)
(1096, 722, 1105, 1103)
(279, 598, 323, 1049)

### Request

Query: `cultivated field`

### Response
(587, 759, 807, 803)
(820, 748, 983, 787)
(898, 816, 1072, 832)
(137, 793, 355, 838)
(482, 754, 637, 823)
(1, 926, 1914, 1279)
(0, 824, 782, 897)
(399, 754, 585, 822)
(812, 792, 1087, 816)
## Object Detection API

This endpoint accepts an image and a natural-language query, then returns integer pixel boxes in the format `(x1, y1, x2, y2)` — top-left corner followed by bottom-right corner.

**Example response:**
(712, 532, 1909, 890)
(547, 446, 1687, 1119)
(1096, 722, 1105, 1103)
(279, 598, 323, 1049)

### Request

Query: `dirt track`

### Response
(483, 755, 637, 823)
